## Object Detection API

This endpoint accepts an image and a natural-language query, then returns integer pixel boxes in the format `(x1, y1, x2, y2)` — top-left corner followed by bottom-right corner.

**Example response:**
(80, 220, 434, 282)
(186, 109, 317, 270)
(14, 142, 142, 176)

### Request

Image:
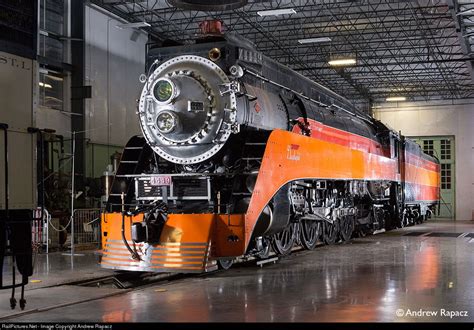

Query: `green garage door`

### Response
(410, 136, 455, 219)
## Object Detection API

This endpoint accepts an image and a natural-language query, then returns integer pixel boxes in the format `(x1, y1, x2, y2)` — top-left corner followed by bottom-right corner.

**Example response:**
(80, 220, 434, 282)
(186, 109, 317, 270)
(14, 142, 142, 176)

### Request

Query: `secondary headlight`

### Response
(153, 78, 176, 104)
(156, 111, 177, 133)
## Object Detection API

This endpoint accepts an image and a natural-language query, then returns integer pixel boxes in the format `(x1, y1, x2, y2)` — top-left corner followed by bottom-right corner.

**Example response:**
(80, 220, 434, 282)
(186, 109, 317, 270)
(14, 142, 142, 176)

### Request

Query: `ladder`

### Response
(106, 136, 152, 212)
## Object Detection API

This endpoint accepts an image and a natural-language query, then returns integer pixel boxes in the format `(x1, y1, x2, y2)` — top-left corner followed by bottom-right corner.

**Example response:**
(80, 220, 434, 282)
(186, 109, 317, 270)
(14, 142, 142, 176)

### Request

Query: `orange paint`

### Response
(404, 162, 439, 187)
(101, 213, 245, 272)
(243, 129, 439, 249)
(292, 117, 389, 156)
(101, 123, 440, 269)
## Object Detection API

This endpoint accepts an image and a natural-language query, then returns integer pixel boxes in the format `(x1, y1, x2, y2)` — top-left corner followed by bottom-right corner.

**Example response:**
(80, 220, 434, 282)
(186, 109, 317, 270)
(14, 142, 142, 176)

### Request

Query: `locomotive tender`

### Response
(101, 25, 440, 272)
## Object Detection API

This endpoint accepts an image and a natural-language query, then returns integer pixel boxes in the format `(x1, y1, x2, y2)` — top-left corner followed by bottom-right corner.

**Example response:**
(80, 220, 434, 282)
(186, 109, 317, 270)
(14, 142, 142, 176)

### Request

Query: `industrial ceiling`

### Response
(90, 0, 474, 110)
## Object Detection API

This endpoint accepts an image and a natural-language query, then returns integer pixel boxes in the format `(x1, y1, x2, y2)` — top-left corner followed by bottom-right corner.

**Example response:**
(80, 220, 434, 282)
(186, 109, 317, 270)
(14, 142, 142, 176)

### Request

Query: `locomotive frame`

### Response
(100, 32, 440, 273)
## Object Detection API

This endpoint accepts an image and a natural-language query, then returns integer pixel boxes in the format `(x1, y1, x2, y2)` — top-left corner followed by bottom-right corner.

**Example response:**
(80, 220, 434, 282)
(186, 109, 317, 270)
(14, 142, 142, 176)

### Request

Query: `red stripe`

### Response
(405, 152, 439, 172)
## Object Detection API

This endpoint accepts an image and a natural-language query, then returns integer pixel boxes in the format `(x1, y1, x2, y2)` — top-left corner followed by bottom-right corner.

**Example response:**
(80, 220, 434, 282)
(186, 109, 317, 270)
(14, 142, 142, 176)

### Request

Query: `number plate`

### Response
(150, 176, 172, 186)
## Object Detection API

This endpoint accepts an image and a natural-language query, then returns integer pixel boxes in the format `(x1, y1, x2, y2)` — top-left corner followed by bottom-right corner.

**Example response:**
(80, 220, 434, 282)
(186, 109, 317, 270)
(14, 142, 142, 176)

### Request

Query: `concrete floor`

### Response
(2, 251, 113, 289)
(2, 220, 474, 322)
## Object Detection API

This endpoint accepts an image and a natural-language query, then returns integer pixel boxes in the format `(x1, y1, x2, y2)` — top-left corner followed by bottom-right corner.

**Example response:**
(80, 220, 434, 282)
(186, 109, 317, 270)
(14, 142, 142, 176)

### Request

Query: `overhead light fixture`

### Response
(328, 58, 356, 66)
(386, 96, 406, 102)
(257, 8, 296, 16)
(116, 21, 151, 29)
(298, 37, 332, 44)
(39, 82, 52, 89)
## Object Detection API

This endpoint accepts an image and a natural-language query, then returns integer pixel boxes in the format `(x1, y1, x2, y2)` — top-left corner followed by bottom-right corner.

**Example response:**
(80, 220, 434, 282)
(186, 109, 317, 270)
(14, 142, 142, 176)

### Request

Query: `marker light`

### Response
(156, 111, 177, 133)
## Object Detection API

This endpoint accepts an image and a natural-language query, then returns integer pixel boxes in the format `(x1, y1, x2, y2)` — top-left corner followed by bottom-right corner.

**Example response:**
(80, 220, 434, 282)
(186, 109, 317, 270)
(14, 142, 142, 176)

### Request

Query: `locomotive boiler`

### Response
(100, 24, 440, 272)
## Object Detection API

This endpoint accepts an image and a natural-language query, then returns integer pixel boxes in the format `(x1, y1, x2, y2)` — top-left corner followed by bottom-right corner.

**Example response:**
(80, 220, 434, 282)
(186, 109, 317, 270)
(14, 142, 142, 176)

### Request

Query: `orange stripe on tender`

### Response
(404, 163, 439, 187)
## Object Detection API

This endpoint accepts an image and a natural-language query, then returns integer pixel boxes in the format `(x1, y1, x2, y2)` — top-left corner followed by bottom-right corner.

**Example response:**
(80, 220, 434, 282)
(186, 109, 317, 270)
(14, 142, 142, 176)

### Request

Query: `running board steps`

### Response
(106, 136, 153, 212)
(229, 130, 270, 201)
(256, 257, 278, 268)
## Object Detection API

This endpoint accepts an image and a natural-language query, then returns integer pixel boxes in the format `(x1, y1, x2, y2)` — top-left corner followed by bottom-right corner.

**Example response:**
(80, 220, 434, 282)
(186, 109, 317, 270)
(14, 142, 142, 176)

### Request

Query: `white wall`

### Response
(0, 51, 36, 209)
(85, 5, 147, 146)
(374, 100, 474, 220)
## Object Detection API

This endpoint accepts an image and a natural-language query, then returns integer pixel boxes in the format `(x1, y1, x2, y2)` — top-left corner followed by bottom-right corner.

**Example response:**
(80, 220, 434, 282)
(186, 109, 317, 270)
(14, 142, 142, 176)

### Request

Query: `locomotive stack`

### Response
(100, 29, 440, 273)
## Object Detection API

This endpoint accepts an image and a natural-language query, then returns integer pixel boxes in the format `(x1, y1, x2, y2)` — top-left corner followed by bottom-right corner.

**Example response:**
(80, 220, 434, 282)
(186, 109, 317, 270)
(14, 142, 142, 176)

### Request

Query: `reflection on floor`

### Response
(2, 251, 111, 289)
(2, 220, 474, 322)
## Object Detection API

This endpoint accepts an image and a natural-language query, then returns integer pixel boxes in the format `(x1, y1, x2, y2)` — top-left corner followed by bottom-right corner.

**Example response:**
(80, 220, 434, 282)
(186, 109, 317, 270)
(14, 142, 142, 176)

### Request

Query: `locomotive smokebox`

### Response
(138, 55, 238, 164)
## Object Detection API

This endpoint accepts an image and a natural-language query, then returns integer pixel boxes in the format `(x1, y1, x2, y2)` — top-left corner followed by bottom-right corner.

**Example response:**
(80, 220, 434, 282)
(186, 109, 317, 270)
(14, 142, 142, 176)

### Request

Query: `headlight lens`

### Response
(153, 79, 174, 103)
(156, 111, 177, 133)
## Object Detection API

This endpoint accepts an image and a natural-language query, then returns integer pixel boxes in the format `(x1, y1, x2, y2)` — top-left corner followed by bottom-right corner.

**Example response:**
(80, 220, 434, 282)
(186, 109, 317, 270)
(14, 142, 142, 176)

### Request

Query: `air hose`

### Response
(121, 212, 141, 261)
(120, 192, 140, 261)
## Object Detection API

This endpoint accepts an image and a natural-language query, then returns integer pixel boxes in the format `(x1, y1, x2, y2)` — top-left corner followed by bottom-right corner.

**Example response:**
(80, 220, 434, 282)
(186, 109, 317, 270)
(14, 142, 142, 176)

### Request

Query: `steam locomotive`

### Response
(101, 24, 440, 272)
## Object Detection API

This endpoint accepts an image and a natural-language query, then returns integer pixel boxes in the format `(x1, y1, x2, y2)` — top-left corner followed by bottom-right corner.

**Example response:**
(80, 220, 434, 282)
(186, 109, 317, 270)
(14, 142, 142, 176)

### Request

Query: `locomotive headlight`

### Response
(152, 78, 177, 104)
(156, 111, 178, 133)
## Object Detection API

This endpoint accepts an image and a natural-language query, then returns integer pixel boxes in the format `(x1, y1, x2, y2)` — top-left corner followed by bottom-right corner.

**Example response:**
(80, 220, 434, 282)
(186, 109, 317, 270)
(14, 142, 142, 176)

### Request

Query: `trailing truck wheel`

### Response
(300, 220, 321, 250)
(272, 224, 295, 256)
(323, 220, 339, 245)
(217, 259, 234, 270)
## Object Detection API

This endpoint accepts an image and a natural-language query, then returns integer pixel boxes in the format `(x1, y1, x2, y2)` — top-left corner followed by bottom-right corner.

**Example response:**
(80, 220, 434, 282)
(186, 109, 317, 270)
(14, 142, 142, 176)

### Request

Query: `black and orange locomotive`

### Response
(101, 26, 440, 273)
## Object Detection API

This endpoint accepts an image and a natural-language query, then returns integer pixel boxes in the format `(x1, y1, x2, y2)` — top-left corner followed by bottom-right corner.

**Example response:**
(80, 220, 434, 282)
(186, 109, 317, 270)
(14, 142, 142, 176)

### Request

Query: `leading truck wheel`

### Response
(217, 259, 234, 270)
(272, 224, 295, 256)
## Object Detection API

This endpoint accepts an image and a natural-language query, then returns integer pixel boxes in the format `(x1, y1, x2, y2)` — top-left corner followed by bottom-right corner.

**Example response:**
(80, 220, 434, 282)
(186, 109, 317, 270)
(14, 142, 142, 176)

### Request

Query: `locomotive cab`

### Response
(388, 131, 401, 160)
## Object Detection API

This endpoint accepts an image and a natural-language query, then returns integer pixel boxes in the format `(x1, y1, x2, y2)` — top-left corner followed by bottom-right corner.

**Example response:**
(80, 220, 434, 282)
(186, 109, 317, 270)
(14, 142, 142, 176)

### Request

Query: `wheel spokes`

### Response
(300, 220, 320, 250)
(272, 225, 295, 256)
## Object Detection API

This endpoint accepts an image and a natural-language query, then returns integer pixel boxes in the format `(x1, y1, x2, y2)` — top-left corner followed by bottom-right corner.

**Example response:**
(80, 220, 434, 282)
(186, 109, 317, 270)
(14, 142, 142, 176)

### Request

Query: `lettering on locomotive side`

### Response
(287, 144, 301, 161)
